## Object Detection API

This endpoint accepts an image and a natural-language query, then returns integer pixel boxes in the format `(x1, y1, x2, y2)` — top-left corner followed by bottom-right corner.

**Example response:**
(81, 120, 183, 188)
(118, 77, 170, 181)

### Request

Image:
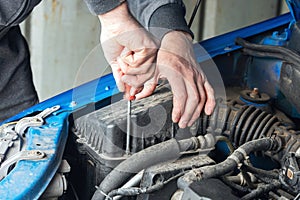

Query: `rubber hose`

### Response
(177, 137, 277, 189)
(92, 138, 182, 200)
(240, 164, 278, 179)
(236, 37, 300, 65)
(241, 181, 281, 200)
(242, 49, 299, 66)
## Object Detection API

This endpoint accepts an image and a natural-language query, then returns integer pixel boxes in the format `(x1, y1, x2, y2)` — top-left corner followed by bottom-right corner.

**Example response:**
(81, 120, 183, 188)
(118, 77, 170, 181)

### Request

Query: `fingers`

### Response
(176, 75, 215, 128)
(111, 62, 125, 92)
(123, 47, 157, 69)
(168, 74, 187, 124)
(156, 52, 215, 128)
(101, 21, 158, 90)
(117, 28, 158, 70)
(121, 72, 154, 88)
(203, 81, 216, 115)
(120, 46, 156, 88)
(135, 79, 157, 100)
(123, 61, 155, 75)
(123, 85, 142, 100)
(186, 76, 206, 127)
(173, 78, 201, 129)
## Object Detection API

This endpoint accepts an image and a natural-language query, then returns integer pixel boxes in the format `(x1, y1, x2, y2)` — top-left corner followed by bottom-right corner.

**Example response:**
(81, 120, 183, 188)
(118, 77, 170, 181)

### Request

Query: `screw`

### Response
(249, 88, 260, 99)
(70, 101, 77, 107)
(287, 168, 294, 180)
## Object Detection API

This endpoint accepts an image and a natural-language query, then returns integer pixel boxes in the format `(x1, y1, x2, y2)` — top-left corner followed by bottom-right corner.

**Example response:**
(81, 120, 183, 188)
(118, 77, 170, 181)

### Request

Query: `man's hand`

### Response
(133, 31, 216, 128)
(98, 2, 158, 97)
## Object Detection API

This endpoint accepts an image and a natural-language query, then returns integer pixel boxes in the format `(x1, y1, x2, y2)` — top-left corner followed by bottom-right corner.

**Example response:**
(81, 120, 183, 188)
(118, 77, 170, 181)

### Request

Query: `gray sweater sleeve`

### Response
(83, 0, 125, 15)
(83, 0, 193, 39)
(127, 0, 193, 39)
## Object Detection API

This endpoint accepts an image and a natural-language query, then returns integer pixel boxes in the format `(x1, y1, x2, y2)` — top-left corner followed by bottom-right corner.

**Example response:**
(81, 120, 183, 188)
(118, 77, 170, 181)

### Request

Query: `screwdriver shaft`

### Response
(126, 100, 131, 154)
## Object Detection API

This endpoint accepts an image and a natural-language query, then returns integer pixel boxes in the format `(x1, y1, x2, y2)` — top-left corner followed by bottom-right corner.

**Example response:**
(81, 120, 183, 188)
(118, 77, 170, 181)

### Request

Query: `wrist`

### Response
(164, 31, 192, 41)
(160, 31, 194, 57)
(162, 31, 193, 47)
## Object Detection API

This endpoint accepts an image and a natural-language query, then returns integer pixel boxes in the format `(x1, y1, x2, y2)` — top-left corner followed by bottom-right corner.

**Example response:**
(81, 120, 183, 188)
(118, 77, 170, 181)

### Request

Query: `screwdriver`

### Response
(124, 84, 135, 155)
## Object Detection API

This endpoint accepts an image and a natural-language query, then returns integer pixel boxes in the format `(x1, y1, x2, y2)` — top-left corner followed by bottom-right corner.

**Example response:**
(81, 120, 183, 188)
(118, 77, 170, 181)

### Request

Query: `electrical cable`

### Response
(240, 181, 281, 200)
(188, 0, 202, 28)
(221, 176, 250, 194)
(106, 171, 186, 200)
(236, 37, 300, 61)
(236, 37, 300, 67)
(240, 164, 279, 179)
(242, 48, 299, 66)
(92, 134, 216, 200)
(177, 137, 279, 190)
(113, 170, 144, 200)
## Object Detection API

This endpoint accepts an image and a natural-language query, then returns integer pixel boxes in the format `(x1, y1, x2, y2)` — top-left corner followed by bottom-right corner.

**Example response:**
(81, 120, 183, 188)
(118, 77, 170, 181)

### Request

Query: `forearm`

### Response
(98, 2, 133, 34)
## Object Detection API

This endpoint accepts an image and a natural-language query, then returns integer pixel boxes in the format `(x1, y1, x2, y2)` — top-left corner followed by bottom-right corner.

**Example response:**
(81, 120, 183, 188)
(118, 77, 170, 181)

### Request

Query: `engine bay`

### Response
(64, 84, 300, 199)
(63, 24, 300, 199)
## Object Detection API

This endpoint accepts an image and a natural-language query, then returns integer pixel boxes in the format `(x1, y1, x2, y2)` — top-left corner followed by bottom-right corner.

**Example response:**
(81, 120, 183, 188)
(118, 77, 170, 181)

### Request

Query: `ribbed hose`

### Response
(199, 101, 281, 147)
(177, 137, 279, 189)
(229, 106, 279, 147)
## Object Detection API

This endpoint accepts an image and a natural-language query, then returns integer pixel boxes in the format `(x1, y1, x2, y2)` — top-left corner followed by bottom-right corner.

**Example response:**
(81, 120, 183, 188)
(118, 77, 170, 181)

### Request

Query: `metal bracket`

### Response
(15, 105, 60, 135)
(0, 150, 45, 181)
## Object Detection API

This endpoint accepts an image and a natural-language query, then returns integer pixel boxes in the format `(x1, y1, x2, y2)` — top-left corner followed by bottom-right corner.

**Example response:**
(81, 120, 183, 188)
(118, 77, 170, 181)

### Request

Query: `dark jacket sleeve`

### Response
(0, 0, 41, 26)
(0, 0, 41, 38)
(0, 0, 40, 120)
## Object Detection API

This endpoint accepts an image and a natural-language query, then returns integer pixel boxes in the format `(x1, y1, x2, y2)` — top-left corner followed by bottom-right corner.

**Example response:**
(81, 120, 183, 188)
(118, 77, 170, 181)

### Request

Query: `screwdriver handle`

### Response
(122, 72, 135, 101)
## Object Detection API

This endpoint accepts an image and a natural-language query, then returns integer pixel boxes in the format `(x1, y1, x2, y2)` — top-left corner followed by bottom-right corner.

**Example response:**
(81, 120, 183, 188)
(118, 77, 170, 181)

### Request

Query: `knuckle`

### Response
(186, 69, 195, 78)
(199, 91, 206, 103)
(189, 116, 199, 125)
(175, 94, 187, 104)
(189, 95, 199, 104)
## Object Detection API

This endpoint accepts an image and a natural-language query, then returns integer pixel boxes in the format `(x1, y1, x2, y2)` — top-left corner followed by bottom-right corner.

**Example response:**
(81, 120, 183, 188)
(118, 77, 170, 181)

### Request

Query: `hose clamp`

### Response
(228, 154, 240, 165)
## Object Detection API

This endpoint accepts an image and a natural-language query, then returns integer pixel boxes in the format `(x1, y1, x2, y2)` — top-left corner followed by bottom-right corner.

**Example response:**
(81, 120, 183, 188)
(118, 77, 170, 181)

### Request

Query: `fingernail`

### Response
(205, 106, 213, 115)
(179, 120, 187, 128)
(172, 116, 179, 123)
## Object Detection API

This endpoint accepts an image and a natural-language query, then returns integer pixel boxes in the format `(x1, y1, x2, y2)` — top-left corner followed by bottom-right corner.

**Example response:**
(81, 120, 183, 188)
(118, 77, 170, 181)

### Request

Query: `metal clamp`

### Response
(0, 150, 45, 180)
(15, 105, 60, 135)
(0, 126, 19, 164)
